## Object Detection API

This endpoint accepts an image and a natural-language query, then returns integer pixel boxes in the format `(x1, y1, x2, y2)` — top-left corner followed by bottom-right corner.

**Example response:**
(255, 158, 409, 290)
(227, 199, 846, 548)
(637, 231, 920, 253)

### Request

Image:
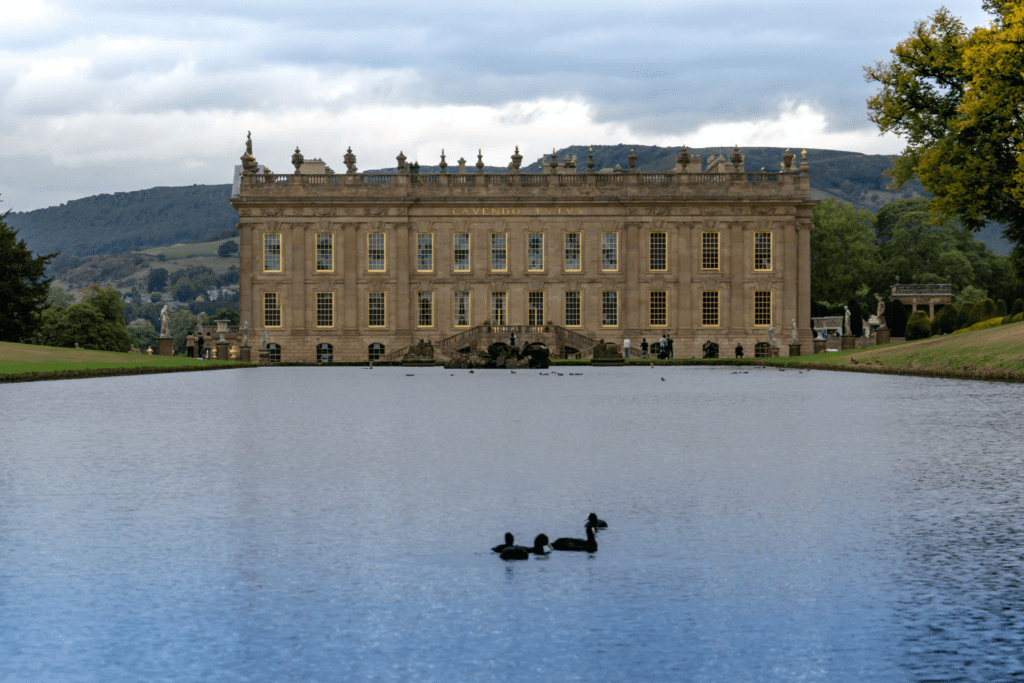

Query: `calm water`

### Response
(1, 366, 1022, 682)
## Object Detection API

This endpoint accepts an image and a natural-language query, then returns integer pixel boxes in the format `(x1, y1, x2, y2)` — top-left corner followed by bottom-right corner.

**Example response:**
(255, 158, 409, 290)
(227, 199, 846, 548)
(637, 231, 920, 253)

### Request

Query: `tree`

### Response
(810, 199, 879, 304)
(40, 286, 133, 351)
(127, 318, 158, 352)
(218, 240, 238, 257)
(0, 209, 57, 342)
(210, 307, 240, 325)
(865, 4, 1024, 279)
(148, 267, 169, 292)
(170, 308, 198, 355)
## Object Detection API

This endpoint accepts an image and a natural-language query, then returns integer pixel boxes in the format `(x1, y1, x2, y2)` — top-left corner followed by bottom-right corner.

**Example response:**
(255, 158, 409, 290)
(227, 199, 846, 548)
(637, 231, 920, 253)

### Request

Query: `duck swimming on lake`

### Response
(499, 534, 551, 560)
(492, 532, 514, 553)
(552, 526, 597, 553)
(586, 513, 608, 530)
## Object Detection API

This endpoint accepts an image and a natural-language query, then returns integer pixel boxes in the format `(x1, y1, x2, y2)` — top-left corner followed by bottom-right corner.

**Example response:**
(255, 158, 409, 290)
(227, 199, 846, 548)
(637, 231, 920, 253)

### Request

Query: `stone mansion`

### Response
(229, 137, 818, 362)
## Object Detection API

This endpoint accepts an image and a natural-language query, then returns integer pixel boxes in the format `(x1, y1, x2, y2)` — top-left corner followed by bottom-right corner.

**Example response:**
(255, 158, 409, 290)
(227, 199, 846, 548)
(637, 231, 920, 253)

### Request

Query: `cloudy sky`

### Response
(1, 0, 993, 212)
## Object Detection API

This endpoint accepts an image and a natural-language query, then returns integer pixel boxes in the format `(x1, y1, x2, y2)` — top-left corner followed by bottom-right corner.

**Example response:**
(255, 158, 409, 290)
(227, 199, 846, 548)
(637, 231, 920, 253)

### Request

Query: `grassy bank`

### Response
(0, 342, 252, 383)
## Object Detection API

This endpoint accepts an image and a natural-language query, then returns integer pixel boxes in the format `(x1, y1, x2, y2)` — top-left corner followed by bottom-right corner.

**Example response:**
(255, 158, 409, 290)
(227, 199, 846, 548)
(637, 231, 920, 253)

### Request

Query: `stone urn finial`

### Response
(439, 149, 447, 174)
(782, 148, 795, 171)
(549, 149, 559, 172)
(476, 149, 484, 174)
(730, 145, 743, 166)
(511, 146, 522, 172)
(396, 150, 407, 173)
(458, 157, 466, 174)
(799, 148, 810, 174)
(627, 149, 638, 172)
(241, 131, 258, 174)
(587, 147, 595, 172)
(344, 146, 357, 174)
(292, 146, 304, 173)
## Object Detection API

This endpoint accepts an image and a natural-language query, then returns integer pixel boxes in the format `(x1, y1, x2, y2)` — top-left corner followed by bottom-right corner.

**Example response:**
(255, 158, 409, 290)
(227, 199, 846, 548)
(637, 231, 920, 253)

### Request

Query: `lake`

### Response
(1, 366, 1022, 682)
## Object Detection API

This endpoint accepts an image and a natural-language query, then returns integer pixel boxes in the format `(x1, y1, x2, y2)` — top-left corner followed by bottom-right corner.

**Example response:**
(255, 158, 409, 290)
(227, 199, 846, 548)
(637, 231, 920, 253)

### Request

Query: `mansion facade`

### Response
(230, 140, 817, 362)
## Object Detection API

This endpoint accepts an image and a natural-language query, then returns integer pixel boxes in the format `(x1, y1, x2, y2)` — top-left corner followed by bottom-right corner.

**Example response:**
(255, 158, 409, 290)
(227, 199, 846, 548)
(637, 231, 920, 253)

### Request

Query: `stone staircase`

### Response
(380, 325, 603, 363)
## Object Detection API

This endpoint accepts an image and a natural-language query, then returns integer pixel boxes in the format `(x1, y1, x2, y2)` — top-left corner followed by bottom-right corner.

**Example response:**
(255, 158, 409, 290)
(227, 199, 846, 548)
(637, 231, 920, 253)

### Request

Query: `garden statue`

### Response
(791, 319, 798, 345)
(844, 306, 852, 336)
(876, 295, 887, 328)
(159, 305, 170, 337)
(242, 321, 249, 346)
(768, 325, 777, 348)
(261, 329, 268, 349)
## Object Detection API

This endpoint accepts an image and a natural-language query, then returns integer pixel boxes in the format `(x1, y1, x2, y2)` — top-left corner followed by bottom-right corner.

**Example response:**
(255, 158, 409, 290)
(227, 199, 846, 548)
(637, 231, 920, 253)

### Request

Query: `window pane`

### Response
(316, 234, 333, 271)
(650, 233, 666, 271)
(417, 233, 433, 271)
(702, 232, 719, 270)
(264, 292, 281, 327)
(491, 292, 506, 326)
(454, 291, 470, 327)
(565, 233, 581, 271)
(417, 292, 433, 327)
(754, 290, 772, 326)
(491, 233, 507, 271)
(316, 292, 333, 327)
(650, 291, 666, 326)
(263, 234, 281, 272)
(454, 233, 470, 271)
(368, 233, 385, 271)
(602, 291, 618, 326)
(602, 233, 618, 271)
(528, 291, 544, 325)
(702, 291, 719, 326)
(565, 291, 581, 326)
(754, 232, 772, 270)
(368, 292, 386, 327)
(528, 233, 544, 271)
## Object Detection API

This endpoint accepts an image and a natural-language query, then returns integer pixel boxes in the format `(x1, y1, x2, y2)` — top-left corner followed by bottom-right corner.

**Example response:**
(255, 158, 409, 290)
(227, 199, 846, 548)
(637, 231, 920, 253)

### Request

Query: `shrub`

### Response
(967, 304, 982, 328)
(906, 311, 932, 340)
(1012, 299, 1024, 316)
(996, 299, 1007, 317)
(979, 298, 997, 320)
(1013, 312, 1024, 323)
(933, 304, 957, 335)
(887, 298, 909, 337)
(956, 302, 975, 330)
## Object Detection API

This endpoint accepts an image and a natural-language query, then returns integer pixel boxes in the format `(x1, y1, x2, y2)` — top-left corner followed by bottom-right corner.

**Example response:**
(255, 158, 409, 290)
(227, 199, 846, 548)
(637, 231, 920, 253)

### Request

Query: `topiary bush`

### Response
(1012, 299, 1024, 316)
(905, 311, 932, 341)
(933, 304, 957, 335)
(887, 298, 909, 337)
(956, 302, 976, 330)
(967, 304, 982, 328)
(979, 298, 997, 320)
(996, 299, 1007, 317)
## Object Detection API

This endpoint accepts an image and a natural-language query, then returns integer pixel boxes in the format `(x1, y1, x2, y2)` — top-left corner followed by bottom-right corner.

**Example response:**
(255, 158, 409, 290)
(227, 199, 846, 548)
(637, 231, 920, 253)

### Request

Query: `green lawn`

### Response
(0, 341, 250, 379)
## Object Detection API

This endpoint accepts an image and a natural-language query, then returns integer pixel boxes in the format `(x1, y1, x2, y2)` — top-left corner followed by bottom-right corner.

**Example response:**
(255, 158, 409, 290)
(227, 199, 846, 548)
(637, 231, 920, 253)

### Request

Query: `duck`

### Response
(585, 512, 608, 530)
(499, 534, 550, 560)
(492, 532, 514, 553)
(552, 526, 597, 553)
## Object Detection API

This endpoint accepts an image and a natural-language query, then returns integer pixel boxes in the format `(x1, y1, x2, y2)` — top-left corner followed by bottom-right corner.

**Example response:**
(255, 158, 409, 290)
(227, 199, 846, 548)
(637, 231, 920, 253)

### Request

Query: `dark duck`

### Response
(585, 513, 608, 530)
(492, 533, 515, 553)
(499, 534, 551, 560)
(552, 526, 598, 553)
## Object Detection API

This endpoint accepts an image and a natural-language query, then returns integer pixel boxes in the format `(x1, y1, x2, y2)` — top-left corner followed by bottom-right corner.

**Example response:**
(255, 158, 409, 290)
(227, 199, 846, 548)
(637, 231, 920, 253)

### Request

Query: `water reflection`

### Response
(0, 367, 1021, 681)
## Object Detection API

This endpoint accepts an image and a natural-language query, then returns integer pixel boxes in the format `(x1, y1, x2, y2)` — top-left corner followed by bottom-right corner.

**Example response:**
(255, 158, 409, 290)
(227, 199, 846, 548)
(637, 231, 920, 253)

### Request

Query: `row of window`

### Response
(263, 290, 773, 329)
(262, 231, 773, 273)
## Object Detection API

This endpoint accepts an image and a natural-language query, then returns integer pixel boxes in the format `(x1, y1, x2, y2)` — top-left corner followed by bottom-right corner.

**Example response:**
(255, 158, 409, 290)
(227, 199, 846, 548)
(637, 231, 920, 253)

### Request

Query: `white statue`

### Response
(790, 319, 798, 345)
(242, 321, 249, 347)
(261, 329, 268, 349)
(159, 304, 170, 337)
(768, 325, 777, 348)
(876, 295, 887, 328)
(844, 306, 852, 336)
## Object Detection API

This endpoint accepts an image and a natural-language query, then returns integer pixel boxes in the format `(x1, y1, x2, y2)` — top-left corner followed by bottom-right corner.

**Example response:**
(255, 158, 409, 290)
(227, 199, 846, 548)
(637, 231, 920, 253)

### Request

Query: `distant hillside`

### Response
(5, 147, 1013, 257)
(6, 184, 236, 258)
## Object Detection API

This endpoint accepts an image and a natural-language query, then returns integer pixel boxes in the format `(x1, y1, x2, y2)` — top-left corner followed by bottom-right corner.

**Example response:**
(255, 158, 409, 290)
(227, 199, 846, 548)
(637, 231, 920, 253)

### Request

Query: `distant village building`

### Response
(230, 136, 818, 362)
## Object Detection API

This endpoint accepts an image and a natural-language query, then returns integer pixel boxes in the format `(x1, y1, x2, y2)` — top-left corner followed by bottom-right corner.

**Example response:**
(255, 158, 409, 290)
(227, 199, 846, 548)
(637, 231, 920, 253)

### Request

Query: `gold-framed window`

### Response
(650, 232, 666, 271)
(316, 292, 333, 327)
(316, 233, 333, 272)
(602, 291, 618, 326)
(453, 233, 470, 272)
(602, 232, 618, 271)
(454, 291, 470, 327)
(565, 291, 581, 327)
(417, 291, 433, 327)
(702, 232, 719, 270)
(702, 290, 719, 326)
(754, 231, 772, 271)
(263, 233, 281, 272)
(368, 233, 386, 272)
(528, 291, 544, 325)
(368, 292, 386, 327)
(491, 233, 507, 272)
(564, 232, 581, 271)
(528, 233, 544, 271)
(754, 290, 772, 326)
(368, 343, 385, 361)
(264, 292, 281, 327)
(416, 233, 433, 272)
(491, 291, 507, 326)
(650, 291, 667, 326)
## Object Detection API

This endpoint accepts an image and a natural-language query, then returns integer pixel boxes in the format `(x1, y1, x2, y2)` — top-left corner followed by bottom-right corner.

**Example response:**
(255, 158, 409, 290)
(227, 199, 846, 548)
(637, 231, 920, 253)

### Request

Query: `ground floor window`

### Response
(316, 292, 333, 327)
(528, 291, 544, 326)
(369, 292, 386, 327)
(454, 291, 470, 327)
(317, 343, 333, 362)
(602, 291, 618, 327)
(417, 291, 433, 327)
(754, 342, 771, 358)
(267, 343, 281, 362)
(650, 291, 667, 326)
(565, 291, 581, 327)
(754, 290, 772, 326)
(264, 292, 281, 328)
(702, 290, 719, 326)
(491, 292, 506, 326)
(368, 343, 385, 361)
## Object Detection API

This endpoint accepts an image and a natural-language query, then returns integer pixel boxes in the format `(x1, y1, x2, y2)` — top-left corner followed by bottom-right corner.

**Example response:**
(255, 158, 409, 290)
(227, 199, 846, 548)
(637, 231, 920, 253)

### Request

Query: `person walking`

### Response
(659, 334, 668, 360)
(186, 333, 195, 358)
(640, 338, 649, 359)
(623, 337, 630, 359)
(666, 335, 674, 358)
(196, 333, 205, 360)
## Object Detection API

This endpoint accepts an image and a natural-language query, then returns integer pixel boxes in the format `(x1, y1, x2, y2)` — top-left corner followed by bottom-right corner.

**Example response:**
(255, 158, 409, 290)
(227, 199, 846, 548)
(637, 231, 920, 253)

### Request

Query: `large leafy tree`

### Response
(0, 209, 56, 342)
(40, 285, 133, 351)
(810, 199, 879, 304)
(865, 3, 1024, 278)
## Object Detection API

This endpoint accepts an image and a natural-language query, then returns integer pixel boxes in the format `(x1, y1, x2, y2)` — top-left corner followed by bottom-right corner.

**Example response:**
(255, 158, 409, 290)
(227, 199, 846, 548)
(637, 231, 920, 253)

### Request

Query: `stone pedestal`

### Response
(216, 340, 229, 361)
(813, 340, 827, 354)
(841, 334, 857, 351)
(158, 336, 174, 356)
(875, 328, 891, 345)
(239, 345, 251, 362)
(788, 343, 801, 357)
(768, 347, 780, 358)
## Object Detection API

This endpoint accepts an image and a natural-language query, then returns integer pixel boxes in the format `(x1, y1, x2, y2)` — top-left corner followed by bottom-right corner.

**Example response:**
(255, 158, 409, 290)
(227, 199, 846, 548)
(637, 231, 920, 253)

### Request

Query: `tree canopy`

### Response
(0, 209, 56, 343)
(865, 3, 1024, 277)
(810, 199, 878, 304)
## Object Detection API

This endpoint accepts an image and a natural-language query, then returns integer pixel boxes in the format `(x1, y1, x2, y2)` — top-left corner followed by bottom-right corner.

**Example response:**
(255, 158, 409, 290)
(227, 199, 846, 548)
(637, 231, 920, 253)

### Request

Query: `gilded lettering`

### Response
(513, 208, 521, 215)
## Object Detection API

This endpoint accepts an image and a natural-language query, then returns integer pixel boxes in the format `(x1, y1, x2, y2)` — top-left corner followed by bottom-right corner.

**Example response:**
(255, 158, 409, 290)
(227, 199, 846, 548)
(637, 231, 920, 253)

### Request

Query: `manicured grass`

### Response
(0, 341, 252, 382)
